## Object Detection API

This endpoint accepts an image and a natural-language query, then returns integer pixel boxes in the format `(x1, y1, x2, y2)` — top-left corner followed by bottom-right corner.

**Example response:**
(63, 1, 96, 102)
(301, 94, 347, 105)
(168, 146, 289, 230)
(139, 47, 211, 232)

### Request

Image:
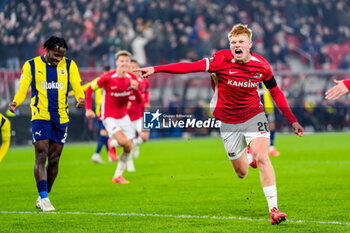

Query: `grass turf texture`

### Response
(0, 133, 349, 232)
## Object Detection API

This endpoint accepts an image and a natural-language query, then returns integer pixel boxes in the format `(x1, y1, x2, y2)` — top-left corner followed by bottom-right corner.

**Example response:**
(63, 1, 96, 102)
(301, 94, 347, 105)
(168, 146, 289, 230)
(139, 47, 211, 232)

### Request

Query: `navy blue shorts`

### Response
(32, 120, 68, 145)
(99, 119, 105, 130)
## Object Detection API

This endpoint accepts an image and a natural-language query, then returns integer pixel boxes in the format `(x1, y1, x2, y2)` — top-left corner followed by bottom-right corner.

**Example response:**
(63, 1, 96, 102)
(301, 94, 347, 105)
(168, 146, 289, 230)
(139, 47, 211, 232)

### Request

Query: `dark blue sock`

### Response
(270, 131, 275, 146)
(48, 183, 53, 193)
(96, 135, 108, 153)
(102, 136, 108, 151)
(37, 180, 48, 198)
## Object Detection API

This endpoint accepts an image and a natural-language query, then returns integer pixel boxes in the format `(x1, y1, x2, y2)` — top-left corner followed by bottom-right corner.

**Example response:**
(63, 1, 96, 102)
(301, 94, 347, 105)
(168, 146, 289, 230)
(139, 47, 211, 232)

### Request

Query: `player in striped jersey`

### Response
(9, 36, 85, 212)
(0, 113, 11, 163)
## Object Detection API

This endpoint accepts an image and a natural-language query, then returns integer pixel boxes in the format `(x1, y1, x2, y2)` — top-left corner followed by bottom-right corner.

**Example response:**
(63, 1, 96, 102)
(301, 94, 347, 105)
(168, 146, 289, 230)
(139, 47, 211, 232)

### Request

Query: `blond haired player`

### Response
(85, 51, 142, 184)
(135, 24, 304, 224)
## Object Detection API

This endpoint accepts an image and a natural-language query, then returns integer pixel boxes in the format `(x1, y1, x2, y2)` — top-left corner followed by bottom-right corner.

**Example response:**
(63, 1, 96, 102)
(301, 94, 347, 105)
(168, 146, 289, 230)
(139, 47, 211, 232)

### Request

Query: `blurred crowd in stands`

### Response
(1, 0, 350, 71)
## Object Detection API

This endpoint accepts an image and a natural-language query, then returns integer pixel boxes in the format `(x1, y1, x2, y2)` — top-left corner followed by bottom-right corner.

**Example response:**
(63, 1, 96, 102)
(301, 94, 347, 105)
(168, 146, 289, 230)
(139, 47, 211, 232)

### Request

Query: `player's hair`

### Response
(103, 64, 111, 72)
(44, 36, 68, 51)
(228, 24, 252, 41)
(115, 50, 132, 60)
(131, 59, 139, 65)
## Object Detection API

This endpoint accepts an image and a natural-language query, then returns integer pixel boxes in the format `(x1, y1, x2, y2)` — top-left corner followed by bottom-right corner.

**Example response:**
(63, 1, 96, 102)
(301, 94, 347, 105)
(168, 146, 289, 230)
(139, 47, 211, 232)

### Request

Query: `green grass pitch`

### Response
(0, 133, 349, 232)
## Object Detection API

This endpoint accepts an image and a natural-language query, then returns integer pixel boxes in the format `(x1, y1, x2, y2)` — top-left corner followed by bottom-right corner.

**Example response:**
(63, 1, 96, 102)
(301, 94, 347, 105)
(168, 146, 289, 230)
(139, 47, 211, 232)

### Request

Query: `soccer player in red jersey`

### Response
(135, 24, 304, 224)
(325, 79, 350, 100)
(126, 59, 150, 171)
(85, 50, 142, 184)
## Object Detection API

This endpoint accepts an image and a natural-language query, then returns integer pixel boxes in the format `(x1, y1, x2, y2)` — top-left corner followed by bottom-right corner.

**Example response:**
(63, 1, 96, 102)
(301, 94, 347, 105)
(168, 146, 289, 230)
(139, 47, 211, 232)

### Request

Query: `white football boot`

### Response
(91, 153, 105, 164)
(40, 197, 55, 212)
(35, 196, 41, 209)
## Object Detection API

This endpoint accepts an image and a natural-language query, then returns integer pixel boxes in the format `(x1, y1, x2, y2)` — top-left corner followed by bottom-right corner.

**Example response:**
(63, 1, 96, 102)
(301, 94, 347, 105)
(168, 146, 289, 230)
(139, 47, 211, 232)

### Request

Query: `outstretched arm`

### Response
(85, 85, 96, 119)
(325, 79, 350, 100)
(135, 60, 207, 78)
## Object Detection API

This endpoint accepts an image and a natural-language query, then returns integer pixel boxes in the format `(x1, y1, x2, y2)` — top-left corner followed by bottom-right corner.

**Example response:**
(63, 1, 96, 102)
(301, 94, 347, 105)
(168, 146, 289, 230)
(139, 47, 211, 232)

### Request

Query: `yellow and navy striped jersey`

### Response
(13, 56, 84, 124)
(0, 113, 11, 163)
(258, 83, 274, 115)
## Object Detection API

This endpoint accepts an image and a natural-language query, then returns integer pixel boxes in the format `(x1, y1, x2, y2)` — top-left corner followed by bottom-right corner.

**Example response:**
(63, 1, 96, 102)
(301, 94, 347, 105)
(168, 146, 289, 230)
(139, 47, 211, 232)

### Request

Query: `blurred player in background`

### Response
(0, 113, 11, 163)
(85, 50, 142, 184)
(70, 65, 116, 163)
(136, 24, 304, 225)
(258, 83, 280, 156)
(325, 79, 350, 100)
(9, 36, 85, 211)
(126, 59, 150, 171)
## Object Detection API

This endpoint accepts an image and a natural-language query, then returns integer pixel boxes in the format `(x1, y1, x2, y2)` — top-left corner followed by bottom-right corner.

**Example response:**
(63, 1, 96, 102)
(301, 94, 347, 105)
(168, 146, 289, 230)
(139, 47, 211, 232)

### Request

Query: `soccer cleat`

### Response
(107, 139, 118, 162)
(40, 197, 55, 212)
(126, 158, 136, 172)
(270, 207, 287, 225)
(112, 176, 129, 184)
(269, 148, 280, 157)
(35, 196, 41, 209)
(249, 158, 258, 168)
(91, 153, 105, 164)
(247, 147, 258, 168)
(249, 159, 258, 168)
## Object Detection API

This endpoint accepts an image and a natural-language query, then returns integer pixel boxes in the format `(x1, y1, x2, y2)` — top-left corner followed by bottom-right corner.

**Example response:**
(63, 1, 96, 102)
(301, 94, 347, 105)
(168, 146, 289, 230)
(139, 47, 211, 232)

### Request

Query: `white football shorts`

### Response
(131, 117, 143, 133)
(220, 112, 270, 160)
(103, 115, 135, 140)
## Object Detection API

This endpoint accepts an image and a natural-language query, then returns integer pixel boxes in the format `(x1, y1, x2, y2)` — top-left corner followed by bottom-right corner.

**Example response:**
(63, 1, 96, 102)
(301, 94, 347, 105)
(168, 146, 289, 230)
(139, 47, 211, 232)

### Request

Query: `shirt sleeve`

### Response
(86, 76, 105, 111)
(0, 116, 11, 163)
(13, 61, 32, 106)
(154, 60, 207, 73)
(269, 85, 297, 124)
(69, 60, 85, 101)
(94, 75, 106, 90)
(205, 52, 232, 73)
(344, 79, 350, 91)
(262, 63, 273, 82)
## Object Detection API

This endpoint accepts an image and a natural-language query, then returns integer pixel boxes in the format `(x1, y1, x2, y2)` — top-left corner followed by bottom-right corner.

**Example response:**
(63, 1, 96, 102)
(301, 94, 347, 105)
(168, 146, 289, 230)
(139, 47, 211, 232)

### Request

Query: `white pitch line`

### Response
(1, 211, 349, 226)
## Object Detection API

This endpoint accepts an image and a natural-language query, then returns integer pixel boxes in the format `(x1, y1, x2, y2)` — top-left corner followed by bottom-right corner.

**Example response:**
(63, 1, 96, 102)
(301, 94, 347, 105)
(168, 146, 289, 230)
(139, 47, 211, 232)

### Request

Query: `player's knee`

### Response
(36, 146, 48, 156)
(237, 171, 247, 179)
(235, 168, 248, 179)
(48, 155, 60, 167)
(35, 148, 48, 163)
(117, 138, 128, 147)
(35, 155, 47, 165)
(124, 140, 132, 152)
(255, 153, 269, 166)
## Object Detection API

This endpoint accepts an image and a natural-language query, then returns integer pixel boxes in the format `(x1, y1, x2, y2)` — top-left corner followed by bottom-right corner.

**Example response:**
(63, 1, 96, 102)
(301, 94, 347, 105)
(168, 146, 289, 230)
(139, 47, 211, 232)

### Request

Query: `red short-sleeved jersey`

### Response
(127, 77, 149, 121)
(97, 71, 137, 120)
(205, 50, 274, 124)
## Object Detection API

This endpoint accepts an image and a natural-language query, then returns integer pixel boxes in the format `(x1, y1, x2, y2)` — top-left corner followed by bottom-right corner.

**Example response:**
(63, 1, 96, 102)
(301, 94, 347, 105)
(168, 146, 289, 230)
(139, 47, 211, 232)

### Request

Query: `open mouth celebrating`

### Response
(235, 49, 243, 55)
